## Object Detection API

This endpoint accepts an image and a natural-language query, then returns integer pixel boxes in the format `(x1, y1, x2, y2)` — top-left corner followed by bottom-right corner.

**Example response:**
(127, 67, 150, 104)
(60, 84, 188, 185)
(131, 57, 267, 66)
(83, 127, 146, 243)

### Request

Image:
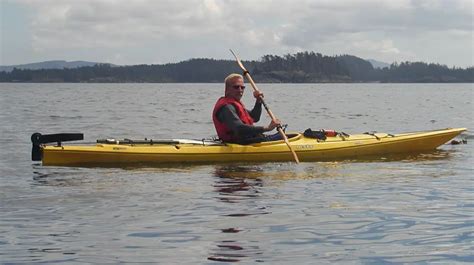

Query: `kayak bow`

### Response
(31, 128, 466, 166)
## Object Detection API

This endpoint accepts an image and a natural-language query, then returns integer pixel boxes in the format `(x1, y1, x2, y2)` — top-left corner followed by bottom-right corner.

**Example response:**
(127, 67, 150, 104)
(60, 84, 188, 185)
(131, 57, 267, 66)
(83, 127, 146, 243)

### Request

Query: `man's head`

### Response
(224, 73, 245, 101)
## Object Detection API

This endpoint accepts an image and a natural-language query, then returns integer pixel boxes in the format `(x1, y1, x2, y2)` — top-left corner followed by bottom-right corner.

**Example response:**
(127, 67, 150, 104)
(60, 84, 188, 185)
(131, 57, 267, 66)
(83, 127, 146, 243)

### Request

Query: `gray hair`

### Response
(224, 73, 243, 88)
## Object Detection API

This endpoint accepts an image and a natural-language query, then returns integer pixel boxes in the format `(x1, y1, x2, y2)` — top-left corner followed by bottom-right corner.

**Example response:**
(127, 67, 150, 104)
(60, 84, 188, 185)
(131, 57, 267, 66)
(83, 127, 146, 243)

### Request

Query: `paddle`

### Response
(229, 49, 300, 163)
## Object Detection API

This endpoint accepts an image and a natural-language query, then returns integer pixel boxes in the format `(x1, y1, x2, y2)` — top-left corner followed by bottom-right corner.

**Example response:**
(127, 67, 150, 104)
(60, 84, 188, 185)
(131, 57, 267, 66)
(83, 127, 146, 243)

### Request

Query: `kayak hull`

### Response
(38, 128, 466, 166)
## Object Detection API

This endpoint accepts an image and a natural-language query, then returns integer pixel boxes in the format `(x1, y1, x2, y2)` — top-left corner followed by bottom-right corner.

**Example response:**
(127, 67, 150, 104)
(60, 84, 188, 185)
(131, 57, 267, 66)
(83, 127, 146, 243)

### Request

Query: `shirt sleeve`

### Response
(248, 100, 262, 122)
(216, 104, 265, 136)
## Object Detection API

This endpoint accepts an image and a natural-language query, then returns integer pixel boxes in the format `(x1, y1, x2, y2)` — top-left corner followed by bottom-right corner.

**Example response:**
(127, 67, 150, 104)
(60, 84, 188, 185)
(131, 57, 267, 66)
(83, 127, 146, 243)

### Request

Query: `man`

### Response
(212, 73, 281, 144)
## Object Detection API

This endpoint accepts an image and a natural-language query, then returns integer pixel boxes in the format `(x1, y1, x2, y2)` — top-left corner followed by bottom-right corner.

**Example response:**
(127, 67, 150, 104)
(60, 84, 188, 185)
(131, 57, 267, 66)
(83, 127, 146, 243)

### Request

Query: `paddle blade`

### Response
(229, 49, 247, 71)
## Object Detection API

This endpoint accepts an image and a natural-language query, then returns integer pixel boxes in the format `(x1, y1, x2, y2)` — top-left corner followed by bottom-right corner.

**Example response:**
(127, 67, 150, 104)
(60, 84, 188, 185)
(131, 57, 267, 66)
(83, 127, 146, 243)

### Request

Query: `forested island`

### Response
(1, 52, 472, 83)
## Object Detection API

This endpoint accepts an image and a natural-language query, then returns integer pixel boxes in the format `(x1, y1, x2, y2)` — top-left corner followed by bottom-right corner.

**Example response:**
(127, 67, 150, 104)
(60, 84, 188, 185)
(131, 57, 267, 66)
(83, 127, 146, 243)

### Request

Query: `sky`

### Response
(1, 0, 473, 67)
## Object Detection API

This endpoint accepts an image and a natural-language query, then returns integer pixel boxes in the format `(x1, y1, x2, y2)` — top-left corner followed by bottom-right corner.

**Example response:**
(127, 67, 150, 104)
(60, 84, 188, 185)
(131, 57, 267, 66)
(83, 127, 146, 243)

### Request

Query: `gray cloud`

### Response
(9, 0, 474, 66)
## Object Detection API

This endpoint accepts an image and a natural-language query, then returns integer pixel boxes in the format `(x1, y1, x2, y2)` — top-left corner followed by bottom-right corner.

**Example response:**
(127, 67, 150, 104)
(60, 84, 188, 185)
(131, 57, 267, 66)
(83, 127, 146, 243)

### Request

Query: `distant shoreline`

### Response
(1, 52, 472, 83)
(2, 81, 472, 84)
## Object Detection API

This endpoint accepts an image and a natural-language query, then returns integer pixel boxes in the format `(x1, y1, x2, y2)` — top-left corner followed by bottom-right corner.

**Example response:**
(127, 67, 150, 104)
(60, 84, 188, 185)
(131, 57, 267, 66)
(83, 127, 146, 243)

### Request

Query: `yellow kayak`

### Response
(31, 128, 466, 166)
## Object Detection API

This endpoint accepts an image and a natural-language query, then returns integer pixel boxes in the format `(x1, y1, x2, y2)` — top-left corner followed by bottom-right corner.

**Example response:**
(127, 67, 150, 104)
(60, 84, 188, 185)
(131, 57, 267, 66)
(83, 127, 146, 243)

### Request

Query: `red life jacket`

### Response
(212, 97, 254, 142)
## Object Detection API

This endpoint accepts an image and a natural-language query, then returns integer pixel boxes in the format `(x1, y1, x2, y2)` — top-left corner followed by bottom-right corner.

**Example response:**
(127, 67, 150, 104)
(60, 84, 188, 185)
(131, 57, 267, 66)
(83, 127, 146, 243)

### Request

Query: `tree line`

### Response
(1, 52, 472, 83)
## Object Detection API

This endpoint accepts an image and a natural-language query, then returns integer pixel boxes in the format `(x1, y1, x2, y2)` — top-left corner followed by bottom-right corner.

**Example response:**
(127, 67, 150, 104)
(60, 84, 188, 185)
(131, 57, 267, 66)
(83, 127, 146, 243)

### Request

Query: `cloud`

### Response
(10, 0, 474, 66)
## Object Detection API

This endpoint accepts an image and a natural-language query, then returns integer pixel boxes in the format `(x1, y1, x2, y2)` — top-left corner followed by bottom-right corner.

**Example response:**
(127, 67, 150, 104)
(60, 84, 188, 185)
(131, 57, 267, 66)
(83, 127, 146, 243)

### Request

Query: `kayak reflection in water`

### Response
(212, 73, 282, 144)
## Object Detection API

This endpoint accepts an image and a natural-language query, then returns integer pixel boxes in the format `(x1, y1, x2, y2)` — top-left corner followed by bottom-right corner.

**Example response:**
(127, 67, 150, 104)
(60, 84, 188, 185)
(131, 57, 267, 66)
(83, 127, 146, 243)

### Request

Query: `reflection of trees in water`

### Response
(208, 166, 267, 262)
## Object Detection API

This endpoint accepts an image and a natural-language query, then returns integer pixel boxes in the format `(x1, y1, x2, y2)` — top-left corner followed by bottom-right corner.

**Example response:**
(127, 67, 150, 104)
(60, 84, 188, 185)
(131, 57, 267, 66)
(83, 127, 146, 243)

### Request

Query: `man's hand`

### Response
(264, 119, 281, 132)
(253, 90, 264, 102)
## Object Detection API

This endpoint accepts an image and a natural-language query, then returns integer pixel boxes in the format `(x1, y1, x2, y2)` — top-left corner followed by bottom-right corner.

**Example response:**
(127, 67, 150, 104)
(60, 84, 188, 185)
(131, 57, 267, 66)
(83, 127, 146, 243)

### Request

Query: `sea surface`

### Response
(0, 83, 473, 264)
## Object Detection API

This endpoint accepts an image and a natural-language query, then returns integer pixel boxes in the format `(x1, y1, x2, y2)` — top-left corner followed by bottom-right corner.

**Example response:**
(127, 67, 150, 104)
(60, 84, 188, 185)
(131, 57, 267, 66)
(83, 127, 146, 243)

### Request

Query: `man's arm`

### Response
(248, 101, 262, 122)
(216, 105, 265, 136)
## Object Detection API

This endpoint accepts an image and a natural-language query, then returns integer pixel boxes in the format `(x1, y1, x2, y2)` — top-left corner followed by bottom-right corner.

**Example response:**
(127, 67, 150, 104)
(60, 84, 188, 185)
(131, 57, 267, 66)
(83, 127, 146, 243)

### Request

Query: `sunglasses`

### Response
(232, 85, 246, 90)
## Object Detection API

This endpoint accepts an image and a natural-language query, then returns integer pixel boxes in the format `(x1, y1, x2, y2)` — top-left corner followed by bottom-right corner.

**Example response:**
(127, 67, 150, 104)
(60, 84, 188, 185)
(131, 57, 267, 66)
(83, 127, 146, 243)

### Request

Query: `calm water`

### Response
(0, 83, 473, 264)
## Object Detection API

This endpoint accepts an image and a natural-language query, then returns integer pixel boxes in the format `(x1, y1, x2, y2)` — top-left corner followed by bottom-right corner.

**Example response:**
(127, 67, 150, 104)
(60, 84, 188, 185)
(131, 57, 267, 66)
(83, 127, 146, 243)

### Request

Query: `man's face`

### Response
(225, 77, 246, 101)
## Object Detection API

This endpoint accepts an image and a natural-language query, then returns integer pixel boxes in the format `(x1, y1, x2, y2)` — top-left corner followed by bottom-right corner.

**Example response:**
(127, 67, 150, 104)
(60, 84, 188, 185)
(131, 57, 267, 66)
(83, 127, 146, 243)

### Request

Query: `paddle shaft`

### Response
(230, 50, 300, 163)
